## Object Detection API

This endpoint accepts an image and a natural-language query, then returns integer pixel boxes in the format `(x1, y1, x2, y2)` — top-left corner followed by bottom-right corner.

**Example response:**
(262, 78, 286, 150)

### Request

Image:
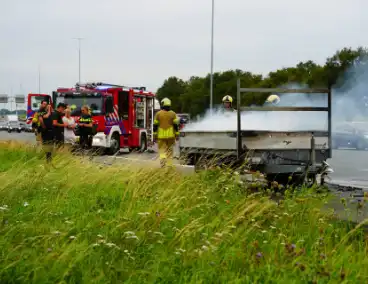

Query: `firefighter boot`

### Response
(160, 158, 167, 168)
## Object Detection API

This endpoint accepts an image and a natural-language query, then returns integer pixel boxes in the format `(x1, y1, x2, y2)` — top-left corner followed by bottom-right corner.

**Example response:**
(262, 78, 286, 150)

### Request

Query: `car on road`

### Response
(7, 121, 22, 133)
(0, 122, 7, 131)
(332, 123, 368, 150)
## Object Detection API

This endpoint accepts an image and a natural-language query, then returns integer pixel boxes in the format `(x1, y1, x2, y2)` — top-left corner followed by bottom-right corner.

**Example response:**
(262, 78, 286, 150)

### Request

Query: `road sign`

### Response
(0, 95, 8, 103)
(15, 95, 25, 104)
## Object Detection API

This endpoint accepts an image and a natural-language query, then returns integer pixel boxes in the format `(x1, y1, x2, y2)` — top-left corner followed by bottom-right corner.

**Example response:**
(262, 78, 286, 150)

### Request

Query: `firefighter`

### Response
(153, 98, 180, 167)
(32, 100, 49, 145)
(222, 95, 236, 111)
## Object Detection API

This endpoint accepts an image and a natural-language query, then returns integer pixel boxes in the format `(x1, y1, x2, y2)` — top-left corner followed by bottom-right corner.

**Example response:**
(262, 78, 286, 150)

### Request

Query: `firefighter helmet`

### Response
(161, 98, 171, 107)
(266, 94, 280, 105)
(222, 95, 233, 103)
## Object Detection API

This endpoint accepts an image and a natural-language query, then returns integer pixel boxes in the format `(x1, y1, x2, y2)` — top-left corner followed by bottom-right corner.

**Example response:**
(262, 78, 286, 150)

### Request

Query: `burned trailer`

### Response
(179, 80, 333, 185)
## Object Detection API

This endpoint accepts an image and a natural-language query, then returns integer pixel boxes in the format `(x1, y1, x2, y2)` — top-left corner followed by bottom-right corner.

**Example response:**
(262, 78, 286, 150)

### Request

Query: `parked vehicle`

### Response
(7, 121, 22, 133)
(332, 123, 368, 150)
(177, 113, 190, 130)
(0, 122, 7, 131)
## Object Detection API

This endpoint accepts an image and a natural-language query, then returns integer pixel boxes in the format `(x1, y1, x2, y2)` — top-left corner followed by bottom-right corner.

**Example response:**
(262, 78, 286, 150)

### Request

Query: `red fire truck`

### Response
(26, 82, 160, 154)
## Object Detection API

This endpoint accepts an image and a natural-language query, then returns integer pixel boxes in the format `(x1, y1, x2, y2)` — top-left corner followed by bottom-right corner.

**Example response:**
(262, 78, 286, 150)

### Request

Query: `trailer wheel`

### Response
(139, 134, 147, 153)
(108, 133, 120, 155)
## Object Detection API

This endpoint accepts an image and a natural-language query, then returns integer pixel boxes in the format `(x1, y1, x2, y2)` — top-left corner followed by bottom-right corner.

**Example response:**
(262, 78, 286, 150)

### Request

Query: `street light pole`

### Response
(38, 65, 41, 93)
(73, 37, 84, 83)
(209, 0, 214, 114)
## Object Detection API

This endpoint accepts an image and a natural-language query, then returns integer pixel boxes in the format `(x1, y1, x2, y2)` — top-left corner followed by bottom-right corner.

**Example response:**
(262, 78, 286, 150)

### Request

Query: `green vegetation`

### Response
(0, 143, 368, 283)
(157, 47, 368, 117)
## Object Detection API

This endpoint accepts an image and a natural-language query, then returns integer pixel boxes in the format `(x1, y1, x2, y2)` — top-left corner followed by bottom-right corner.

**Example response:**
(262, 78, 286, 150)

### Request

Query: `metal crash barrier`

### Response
(235, 79, 332, 164)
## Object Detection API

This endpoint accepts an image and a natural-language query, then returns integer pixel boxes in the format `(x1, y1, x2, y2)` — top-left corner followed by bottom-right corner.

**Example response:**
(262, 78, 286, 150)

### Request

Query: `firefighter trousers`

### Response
(157, 138, 175, 167)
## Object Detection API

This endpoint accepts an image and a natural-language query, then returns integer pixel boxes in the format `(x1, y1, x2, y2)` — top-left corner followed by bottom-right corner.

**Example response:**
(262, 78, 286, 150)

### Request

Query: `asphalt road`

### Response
(1, 131, 368, 188)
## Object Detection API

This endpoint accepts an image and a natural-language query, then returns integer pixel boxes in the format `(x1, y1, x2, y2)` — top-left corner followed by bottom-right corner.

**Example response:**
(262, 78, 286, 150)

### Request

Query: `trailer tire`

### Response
(108, 133, 120, 155)
(139, 134, 147, 153)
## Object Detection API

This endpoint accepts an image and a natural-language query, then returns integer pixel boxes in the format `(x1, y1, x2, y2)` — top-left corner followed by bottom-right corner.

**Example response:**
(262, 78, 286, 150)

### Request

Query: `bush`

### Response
(0, 144, 367, 283)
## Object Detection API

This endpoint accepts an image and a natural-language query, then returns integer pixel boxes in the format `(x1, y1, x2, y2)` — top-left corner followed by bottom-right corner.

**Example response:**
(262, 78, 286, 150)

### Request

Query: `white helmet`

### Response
(266, 94, 280, 105)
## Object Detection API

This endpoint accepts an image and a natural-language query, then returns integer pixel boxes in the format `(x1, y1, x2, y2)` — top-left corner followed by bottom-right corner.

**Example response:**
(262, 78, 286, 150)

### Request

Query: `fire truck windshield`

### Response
(55, 95, 103, 116)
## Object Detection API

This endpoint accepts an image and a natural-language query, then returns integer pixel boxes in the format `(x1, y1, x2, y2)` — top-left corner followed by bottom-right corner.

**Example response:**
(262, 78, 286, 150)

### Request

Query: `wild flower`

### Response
(126, 235, 139, 240)
(201, 245, 209, 251)
(23, 202, 29, 207)
(105, 242, 120, 249)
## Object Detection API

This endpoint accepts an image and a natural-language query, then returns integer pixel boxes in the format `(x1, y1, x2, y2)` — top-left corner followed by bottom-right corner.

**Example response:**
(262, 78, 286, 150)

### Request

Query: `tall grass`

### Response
(0, 143, 367, 283)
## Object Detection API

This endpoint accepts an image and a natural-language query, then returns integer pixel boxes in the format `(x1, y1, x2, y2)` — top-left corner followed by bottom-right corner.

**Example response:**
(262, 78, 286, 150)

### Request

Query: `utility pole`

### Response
(38, 65, 41, 93)
(209, 0, 214, 114)
(73, 37, 84, 83)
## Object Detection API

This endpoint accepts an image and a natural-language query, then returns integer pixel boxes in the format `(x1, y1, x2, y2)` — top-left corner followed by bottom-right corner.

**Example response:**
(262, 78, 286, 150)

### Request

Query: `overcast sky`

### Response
(0, 0, 367, 109)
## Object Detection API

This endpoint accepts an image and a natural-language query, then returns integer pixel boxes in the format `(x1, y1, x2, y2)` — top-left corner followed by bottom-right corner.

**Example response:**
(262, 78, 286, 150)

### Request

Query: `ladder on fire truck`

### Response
(75, 82, 146, 91)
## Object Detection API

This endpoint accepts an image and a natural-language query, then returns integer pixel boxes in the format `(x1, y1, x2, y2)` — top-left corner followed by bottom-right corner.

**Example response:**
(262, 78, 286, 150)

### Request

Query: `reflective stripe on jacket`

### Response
(153, 110, 179, 139)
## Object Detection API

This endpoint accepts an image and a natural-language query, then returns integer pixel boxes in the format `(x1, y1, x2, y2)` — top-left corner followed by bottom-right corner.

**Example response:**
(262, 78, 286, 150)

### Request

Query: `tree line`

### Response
(156, 47, 368, 117)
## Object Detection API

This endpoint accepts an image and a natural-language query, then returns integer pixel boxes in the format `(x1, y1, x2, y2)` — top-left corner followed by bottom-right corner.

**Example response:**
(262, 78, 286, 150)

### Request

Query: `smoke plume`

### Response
(184, 63, 368, 132)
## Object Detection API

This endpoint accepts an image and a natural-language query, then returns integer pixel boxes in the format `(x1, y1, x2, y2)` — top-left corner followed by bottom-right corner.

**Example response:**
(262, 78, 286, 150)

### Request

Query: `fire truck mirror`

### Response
(105, 97, 114, 114)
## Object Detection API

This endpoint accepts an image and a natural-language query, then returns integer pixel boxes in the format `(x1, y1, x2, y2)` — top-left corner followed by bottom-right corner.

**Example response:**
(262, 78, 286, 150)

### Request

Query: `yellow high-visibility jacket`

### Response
(153, 110, 179, 139)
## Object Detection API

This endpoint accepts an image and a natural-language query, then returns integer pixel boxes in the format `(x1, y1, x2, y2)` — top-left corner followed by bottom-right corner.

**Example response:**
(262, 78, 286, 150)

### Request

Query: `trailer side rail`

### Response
(236, 79, 332, 160)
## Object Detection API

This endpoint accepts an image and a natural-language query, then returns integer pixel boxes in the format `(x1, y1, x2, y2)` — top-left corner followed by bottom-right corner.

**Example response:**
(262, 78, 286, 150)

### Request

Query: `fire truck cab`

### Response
(26, 82, 160, 154)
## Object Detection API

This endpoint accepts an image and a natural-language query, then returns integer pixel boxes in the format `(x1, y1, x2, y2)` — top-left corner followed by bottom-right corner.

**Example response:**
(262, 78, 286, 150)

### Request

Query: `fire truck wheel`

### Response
(108, 133, 120, 155)
(139, 134, 147, 153)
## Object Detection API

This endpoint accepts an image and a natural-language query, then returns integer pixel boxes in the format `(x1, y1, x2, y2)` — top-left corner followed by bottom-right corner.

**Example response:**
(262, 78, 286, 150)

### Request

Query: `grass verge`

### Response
(0, 143, 367, 283)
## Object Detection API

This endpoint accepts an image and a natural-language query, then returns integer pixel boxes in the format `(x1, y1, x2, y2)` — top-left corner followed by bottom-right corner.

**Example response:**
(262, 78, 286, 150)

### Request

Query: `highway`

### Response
(1, 131, 368, 188)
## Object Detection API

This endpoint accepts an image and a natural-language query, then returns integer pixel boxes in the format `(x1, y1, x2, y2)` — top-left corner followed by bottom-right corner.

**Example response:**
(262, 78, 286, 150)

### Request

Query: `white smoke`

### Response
(184, 63, 368, 132)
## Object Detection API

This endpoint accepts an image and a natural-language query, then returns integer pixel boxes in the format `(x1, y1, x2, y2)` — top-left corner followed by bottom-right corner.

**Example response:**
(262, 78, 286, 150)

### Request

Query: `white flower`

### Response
(126, 235, 139, 240)
(201, 245, 209, 251)
(69, 236, 76, 240)
(105, 242, 119, 249)
(23, 202, 29, 207)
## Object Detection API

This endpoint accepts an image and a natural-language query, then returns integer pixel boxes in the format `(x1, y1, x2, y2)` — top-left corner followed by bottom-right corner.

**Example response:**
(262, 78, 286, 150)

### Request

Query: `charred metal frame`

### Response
(236, 79, 332, 161)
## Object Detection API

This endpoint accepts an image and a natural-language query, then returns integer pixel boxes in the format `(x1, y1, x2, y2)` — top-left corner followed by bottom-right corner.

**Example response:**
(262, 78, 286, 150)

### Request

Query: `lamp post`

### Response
(209, 0, 215, 115)
(73, 37, 84, 83)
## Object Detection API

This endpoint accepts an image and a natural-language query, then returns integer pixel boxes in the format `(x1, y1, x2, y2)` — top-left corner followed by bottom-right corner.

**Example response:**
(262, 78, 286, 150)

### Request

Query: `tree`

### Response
(156, 77, 187, 112)
(155, 47, 368, 116)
